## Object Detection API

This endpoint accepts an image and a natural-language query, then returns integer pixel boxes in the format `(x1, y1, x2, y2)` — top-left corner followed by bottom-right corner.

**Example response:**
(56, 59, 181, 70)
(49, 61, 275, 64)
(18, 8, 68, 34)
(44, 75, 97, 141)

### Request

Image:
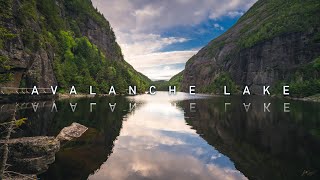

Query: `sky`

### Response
(92, 0, 257, 80)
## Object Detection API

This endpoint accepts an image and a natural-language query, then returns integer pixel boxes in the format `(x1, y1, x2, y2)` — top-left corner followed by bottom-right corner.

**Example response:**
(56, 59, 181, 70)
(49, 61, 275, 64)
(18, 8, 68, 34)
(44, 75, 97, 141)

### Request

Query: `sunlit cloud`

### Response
(92, 0, 257, 80)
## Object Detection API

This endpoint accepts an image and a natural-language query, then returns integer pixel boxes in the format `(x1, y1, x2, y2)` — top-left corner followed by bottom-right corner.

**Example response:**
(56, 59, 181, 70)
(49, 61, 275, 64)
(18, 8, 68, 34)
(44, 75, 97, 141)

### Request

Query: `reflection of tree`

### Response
(0, 105, 32, 179)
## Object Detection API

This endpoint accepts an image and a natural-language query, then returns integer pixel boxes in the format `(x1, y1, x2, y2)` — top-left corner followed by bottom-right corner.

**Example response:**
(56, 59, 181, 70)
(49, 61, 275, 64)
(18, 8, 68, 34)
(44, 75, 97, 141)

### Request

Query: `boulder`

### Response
(56, 122, 88, 141)
(0, 136, 60, 175)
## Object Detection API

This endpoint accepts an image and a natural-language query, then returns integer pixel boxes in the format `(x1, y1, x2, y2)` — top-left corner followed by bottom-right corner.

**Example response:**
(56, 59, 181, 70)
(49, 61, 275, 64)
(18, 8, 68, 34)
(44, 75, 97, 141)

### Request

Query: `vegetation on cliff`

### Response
(0, 55, 12, 84)
(274, 57, 320, 97)
(238, 0, 320, 48)
(54, 30, 149, 93)
(201, 73, 238, 94)
(180, 0, 320, 97)
(0, 0, 150, 92)
(152, 71, 183, 91)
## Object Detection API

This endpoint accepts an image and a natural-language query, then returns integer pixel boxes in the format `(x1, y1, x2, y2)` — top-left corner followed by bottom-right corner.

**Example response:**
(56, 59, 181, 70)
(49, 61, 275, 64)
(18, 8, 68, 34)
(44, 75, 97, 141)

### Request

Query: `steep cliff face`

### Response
(181, 0, 320, 94)
(0, 0, 149, 91)
(62, 0, 123, 62)
(0, 0, 57, 87)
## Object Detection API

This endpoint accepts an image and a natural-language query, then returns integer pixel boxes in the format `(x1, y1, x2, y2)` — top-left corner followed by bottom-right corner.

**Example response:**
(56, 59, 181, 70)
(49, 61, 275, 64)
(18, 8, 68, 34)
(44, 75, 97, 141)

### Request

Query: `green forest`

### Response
(0, 0, 151, 93)
(152, 71, 183, 91)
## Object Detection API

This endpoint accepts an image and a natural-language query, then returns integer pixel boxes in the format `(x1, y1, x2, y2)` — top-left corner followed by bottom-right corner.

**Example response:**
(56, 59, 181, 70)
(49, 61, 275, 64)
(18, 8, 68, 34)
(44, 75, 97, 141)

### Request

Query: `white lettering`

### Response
(189, 86, 196, 95)
(70, 86, 77, 95)
(243, 86, 250, 95)
(128, 86, 136, 95)
(283, 86, 290, 95)
(31, 86, 39, 95)
(109, 86, 116, 95)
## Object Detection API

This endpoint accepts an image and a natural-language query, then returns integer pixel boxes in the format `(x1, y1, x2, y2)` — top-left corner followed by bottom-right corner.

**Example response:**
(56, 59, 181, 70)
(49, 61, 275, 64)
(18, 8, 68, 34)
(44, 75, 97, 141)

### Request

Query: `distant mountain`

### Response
(181, 0, 320, 97)
(0, 0, 150, 93)
(152, 71, 183, 91)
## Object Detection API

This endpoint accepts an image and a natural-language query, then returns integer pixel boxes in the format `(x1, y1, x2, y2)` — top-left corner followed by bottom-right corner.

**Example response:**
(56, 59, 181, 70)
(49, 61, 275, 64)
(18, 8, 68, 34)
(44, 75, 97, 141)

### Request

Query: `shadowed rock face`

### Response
(181, 0, 320, 94)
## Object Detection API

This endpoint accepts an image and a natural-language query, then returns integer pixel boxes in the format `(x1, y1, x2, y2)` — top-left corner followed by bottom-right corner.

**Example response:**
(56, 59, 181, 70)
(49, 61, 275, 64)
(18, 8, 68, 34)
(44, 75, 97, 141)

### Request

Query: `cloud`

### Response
(127, 50, 197, 80)
(117, 32, 190, 58)
(128, 50, 197, 68)
(142, 64, 184, 80)
(92, 0, 257, 80)
(227, 11, 244, 18)
(92, 0, 256, 33)
(213, 23, 224, 31)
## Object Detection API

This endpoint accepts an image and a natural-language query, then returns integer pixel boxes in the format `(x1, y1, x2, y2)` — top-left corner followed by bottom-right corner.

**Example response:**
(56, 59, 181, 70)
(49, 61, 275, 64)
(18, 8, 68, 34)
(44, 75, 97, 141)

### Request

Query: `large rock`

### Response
(0, 122, 89, 178)
(56, 122, 88, 141)
(0, 136, 60, 174)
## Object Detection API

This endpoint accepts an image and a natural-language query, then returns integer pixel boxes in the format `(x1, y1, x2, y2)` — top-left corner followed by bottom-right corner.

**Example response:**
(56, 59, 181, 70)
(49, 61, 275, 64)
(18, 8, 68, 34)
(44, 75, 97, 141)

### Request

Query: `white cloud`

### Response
(213, 23, 224, 31)
(128, 50, 197, 80)
(128, 50, 197, 69)
(91, 0, 257, 80)
(92, 0, 256, 33)
(117, 32, 189, 58)
(227, 11, 244, 18)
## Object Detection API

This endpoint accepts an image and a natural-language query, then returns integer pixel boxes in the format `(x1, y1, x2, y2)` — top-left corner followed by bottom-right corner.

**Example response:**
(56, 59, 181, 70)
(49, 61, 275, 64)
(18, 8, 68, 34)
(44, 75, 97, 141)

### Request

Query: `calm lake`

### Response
(1, 92, 320, 180)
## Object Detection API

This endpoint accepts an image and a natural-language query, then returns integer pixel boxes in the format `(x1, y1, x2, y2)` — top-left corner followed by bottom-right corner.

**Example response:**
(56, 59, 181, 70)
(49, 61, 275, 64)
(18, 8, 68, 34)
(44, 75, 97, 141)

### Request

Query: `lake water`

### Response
(1, 92, 320, 180)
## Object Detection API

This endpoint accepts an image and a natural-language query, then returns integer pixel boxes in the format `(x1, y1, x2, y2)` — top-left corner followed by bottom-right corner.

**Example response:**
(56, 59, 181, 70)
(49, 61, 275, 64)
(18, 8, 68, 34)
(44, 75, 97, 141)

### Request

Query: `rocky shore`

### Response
(0, 123, 88, 179)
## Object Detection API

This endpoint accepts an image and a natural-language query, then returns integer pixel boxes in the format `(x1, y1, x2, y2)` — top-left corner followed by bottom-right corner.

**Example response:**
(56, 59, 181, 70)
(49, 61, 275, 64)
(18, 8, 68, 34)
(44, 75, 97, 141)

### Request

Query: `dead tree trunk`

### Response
(0, 105, 17, 178)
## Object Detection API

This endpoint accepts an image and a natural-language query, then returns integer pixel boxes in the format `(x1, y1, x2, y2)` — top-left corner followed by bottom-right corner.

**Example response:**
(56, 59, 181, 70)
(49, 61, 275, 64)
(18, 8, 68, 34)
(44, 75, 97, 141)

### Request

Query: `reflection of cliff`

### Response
(0, 102, 57, 138)
(0, 107, 60, 179)
(39, 128, 114, 180)
(0, 96, 139, 179)
(39, 97, 137, 179)
(179, 97, 320, 180)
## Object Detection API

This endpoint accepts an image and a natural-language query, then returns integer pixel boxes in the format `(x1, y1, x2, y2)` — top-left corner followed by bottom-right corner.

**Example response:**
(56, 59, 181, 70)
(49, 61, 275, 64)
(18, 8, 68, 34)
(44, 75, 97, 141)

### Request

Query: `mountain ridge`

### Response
(180, 0, 320, 96)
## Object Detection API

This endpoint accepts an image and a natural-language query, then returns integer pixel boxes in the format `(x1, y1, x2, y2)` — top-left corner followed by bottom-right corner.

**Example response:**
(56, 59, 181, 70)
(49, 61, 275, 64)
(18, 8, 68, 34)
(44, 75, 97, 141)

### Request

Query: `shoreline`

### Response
(1, 92, 320, 103)
(284, 94, 320, 103)
(195, 92, 320, 103)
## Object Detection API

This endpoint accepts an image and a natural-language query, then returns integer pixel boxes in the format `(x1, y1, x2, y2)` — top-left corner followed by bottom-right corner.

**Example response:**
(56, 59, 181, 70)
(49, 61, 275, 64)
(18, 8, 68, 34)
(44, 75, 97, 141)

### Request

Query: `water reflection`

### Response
(0, 93, 319, 180)
(178, 96, 320, 180)
(88, 92, 247, 180)
(0, 96, 136, 179)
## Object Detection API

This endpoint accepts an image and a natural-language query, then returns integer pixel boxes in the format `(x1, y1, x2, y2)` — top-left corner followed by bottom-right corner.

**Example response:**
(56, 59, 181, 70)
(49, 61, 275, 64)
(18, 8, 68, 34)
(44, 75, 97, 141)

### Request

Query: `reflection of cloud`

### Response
(89, 149, 247, 180)
(89, 92, 247, 180)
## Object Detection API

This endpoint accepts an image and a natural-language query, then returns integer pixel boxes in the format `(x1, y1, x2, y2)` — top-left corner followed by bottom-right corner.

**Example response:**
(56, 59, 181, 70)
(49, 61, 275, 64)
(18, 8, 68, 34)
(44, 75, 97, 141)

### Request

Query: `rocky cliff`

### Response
(0, 0, 149, 91)
(181, 0, 320, 95)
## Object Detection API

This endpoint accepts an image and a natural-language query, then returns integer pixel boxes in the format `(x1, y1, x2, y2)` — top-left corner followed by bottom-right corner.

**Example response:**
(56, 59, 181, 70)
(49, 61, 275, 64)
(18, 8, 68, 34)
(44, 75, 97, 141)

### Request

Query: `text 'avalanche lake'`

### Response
(1, 92, 320, 180)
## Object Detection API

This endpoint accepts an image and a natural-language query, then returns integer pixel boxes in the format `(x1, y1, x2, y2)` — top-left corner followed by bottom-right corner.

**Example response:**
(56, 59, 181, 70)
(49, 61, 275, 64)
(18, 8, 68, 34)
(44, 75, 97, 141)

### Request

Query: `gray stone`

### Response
(56, 122, 88, 141)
